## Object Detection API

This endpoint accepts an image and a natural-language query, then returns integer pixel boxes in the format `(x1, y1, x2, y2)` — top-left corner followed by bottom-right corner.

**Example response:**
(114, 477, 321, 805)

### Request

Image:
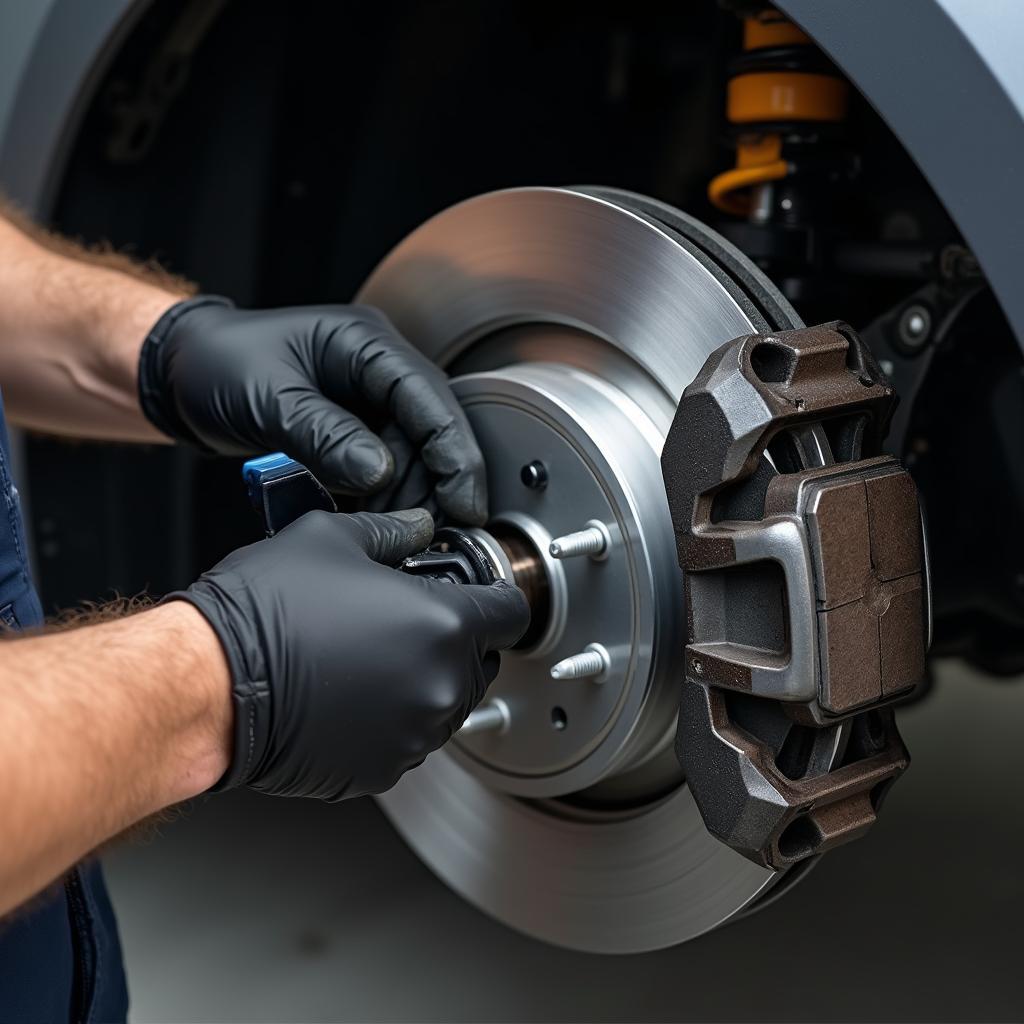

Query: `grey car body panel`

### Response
(0, 0, 1021, 354)
(777, 0, 1024, 348)
(0, 0, 144, 215)
(0, 3, 54, 147)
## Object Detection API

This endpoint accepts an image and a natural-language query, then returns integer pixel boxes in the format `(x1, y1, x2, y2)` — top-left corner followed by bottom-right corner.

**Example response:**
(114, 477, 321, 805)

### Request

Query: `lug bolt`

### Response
(550, 643, 611, 682)
(458, 699, 510, 736)
(548, 520, 611, 561)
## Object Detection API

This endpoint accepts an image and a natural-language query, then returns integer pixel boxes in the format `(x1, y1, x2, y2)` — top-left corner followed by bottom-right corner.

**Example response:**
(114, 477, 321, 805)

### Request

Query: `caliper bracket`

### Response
(662, 321, 929, 869)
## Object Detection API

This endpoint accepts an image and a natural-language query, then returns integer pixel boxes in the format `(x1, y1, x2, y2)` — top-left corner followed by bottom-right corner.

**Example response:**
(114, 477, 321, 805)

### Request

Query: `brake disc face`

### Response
(357, 186, 803, 952)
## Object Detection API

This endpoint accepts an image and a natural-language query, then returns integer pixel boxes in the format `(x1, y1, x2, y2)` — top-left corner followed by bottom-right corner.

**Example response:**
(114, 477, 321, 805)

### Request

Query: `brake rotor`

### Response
(357, 186, 804, 953)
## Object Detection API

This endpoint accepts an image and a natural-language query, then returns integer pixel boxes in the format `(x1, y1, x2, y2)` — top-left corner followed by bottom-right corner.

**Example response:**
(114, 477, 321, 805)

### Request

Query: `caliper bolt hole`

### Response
(520, 460, 548, 490)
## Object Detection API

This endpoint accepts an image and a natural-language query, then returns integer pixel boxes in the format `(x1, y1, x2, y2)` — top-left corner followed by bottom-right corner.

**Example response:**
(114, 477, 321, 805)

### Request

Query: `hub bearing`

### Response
(357, 186, 804, 953)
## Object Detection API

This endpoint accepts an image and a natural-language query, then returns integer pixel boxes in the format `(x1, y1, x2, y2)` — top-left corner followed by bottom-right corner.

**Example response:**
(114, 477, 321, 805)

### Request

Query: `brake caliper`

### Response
(662, 322, 929, 869)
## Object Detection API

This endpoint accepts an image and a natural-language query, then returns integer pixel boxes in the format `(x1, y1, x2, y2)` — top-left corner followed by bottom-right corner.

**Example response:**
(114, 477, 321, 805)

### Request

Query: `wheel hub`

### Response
(357, 186, 802, 952)
(448, 356, 680, 796)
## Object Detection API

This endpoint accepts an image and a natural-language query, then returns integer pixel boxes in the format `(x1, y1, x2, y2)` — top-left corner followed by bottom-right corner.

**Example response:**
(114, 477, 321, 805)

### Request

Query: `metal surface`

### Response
(550, 644, 610, 682)
(663, 322, 926, 867)
(448, 363, 680, 796)
(357, 187, 803, 952)
(549, 520, 611, 561)
(459, 700, 511, 737)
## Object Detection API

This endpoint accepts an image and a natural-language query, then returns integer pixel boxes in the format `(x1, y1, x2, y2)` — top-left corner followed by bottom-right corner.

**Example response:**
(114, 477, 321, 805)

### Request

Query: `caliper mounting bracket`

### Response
(662, 321, 929, 869)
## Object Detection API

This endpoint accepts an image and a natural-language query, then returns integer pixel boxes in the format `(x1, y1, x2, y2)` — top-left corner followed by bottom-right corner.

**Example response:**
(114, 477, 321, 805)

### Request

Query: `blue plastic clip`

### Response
(242, 453, 336, 537)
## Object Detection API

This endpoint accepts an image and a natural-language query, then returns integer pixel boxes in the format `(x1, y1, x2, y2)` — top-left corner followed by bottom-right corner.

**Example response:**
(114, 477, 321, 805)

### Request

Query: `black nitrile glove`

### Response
(138, 297, 487, 525)
(171, 507, 529, 800)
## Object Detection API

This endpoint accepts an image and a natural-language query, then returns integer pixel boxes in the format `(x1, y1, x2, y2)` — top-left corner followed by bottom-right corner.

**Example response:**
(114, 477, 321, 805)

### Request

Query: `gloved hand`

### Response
(138, 297, 487, 525)
(171, 507, 529, 801)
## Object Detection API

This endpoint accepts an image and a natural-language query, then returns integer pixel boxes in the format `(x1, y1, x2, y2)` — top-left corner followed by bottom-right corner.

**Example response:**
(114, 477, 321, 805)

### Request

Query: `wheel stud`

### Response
(549, 643, 610, 682)
(549, 520, 611, 560)
(458, 699, 510, 736)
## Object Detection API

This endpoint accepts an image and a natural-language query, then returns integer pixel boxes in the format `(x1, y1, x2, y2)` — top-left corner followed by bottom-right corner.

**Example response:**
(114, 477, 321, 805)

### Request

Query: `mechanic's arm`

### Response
(0, 601, 230, 916)
(0, 211, 178, 442)
(0, 209, 486, 523)
(0, 507, 529, 918)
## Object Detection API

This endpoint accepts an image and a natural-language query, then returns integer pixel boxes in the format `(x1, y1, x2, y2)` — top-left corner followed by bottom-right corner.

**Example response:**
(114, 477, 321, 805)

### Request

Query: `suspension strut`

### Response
(710, 4, 856, 317)
(709, 5, 850, 220)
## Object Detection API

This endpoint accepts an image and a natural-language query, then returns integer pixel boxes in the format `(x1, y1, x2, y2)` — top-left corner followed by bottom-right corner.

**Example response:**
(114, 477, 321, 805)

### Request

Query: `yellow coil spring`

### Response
(709, 10, 849, 217)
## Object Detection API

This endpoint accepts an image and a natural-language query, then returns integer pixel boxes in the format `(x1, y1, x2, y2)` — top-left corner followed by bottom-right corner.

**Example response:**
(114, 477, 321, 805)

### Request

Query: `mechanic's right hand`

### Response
(171, 508, 529, 801)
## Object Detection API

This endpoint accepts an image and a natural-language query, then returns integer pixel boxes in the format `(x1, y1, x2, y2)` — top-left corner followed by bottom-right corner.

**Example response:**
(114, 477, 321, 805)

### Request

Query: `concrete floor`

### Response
(104, 660, 1024, 1022)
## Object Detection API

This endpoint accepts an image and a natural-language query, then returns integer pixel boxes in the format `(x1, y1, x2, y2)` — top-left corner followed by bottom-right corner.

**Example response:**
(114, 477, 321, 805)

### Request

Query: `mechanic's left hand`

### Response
(137, 297, 487, 525)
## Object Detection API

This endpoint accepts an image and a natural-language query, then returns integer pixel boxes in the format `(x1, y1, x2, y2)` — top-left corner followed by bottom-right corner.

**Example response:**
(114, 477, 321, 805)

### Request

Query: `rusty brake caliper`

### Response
(662, 322, 929, 869)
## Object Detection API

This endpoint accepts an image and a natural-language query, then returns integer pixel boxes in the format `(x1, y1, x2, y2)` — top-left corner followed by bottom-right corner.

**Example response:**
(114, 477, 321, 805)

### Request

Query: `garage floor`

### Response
(103, 660, 1024, 1022)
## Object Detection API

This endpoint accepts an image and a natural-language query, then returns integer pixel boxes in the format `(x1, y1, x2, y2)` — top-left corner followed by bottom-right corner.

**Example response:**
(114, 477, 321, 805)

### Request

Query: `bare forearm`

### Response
(0, 211, 186, 441)
(0, 601, 231, 916)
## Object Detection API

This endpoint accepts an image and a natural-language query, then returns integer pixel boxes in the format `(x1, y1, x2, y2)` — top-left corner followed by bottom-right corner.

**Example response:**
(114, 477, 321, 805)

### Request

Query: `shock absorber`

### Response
(709, 5, 850, 223)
